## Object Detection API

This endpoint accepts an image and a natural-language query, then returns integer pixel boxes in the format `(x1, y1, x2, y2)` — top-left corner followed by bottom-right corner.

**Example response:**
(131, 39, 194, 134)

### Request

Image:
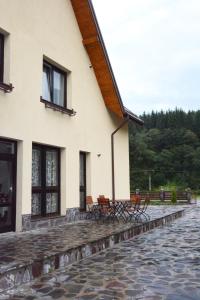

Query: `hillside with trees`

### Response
(129, 109, 200, 192)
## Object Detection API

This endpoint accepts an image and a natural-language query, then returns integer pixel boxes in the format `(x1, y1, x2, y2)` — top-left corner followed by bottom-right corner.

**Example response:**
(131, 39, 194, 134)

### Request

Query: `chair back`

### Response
(97, 197, 110, 207)
(142, 195, 150, 212)
(86, 196, 93, 205)
(131, 195, 141, 209)
(86, 196, 93, 210)
(131, 195, 140, 203)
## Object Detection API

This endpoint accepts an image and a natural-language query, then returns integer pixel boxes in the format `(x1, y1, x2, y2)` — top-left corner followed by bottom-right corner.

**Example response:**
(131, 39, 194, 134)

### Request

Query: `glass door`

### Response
(32, 144, 60, 217)
(80, 152, 86, 211)
(0, 139, 16, 233)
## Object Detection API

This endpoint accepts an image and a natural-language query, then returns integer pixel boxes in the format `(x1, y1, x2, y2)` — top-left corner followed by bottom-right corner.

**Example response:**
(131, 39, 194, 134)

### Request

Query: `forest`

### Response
(129, 109, 200, 192)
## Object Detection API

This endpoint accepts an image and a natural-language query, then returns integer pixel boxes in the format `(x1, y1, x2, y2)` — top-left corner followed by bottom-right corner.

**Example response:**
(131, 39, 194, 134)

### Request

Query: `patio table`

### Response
(111, 200, 132, 222)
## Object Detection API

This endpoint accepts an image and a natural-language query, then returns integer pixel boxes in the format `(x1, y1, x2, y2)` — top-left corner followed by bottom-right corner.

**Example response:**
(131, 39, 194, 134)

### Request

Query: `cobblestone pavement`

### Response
(1, 204, 199, 300)
(0, 206, 183, 275)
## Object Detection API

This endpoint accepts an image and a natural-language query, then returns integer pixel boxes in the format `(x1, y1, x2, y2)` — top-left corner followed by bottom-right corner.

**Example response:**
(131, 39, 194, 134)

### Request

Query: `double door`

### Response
(0, 139, 16, 233)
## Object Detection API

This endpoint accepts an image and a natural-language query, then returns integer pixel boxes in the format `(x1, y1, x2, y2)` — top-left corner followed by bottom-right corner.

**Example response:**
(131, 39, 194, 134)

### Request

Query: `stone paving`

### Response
(0, 204, 199, 299)
(0, 206, 183, 276)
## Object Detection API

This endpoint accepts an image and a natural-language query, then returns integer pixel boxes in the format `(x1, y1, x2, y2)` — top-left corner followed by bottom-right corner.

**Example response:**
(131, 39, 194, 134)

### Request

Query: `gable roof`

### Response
(70, 0, 143, 126)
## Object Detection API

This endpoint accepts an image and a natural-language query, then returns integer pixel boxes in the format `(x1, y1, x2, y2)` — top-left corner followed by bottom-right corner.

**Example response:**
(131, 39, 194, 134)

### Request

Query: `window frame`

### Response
(0, 33, 13, 93)
(0, 33, 4, 83)
(32, 144, 60, 218)
(42, 60, 67, 109)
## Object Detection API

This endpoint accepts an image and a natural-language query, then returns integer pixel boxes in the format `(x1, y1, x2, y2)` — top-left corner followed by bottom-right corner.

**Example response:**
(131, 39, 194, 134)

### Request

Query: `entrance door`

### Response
(80, 152, 86, 211)
(0, 139, 16, 233)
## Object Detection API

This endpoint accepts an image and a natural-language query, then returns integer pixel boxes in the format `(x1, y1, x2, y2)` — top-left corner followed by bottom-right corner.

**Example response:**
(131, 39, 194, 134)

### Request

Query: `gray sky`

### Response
(92, 0, 200, 115)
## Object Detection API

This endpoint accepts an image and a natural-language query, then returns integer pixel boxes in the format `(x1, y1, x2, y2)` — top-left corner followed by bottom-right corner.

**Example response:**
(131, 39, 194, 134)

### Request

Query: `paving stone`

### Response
(37, 286, 53, 294)
(47, 288, 66, 299)
(125, 289, 143, 296)
(1, 204, 200, 299)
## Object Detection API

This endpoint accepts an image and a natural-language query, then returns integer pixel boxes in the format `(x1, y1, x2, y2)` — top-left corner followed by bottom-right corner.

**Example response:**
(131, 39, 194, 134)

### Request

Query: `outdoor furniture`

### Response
(127, 195, 142, 222)
(97, 197, 115, 223)
(86, 196, 99, 220)
(111, 200, 132, 223)
(135, 195, 150, 222)
(96, 196, 150, 224)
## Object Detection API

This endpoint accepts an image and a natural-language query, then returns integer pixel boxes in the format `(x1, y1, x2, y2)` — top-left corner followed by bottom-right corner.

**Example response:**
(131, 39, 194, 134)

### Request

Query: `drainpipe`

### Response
(111, 116, 130, 202)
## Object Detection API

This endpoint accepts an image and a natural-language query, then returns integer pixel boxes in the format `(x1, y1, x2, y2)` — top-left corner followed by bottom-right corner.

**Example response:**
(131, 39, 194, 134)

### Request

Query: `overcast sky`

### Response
(92, 0, 200, 116)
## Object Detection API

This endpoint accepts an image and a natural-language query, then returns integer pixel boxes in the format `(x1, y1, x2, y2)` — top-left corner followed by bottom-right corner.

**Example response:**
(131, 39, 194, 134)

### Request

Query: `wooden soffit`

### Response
(70, 0, 124, 118)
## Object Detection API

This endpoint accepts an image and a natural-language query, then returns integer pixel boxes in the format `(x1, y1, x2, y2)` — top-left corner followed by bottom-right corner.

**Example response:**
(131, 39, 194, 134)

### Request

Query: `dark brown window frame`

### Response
(80, 152, 87, 211)
(0, 138, 17, 233)
(0, 33, 4, 83)
(32, 144, 60, 219)
(42, 60, 67, 107)
(41, 60, 76, 116)
(0, 33, 13, 93)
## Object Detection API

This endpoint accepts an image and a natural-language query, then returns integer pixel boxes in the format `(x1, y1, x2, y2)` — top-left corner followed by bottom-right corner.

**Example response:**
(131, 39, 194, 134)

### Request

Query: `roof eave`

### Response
(70, 0, 125, 118)
(124, 107, 144, 126)
(87, 0, 125, 115)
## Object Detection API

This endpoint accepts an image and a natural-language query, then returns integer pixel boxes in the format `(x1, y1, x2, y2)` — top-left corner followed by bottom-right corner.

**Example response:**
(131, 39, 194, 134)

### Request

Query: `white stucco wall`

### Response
(0, 0, 130, 230)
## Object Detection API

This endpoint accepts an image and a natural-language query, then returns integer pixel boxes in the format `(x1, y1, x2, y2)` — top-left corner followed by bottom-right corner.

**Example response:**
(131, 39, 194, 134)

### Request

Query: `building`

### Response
(0, 0, 142, 233)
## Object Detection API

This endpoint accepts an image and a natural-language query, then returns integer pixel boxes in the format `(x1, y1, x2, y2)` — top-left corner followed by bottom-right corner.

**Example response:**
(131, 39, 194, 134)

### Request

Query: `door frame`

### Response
(0, 138, 17, 233)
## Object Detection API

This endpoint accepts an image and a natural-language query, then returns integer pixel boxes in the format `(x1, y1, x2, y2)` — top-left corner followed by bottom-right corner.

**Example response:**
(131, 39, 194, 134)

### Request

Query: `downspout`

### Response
(111, 116, 130, 202)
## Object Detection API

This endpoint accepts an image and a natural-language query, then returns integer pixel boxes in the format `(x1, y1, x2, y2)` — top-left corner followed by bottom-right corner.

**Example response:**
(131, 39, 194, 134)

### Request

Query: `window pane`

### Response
(31, 193, 41, 216)
(0, 206, 12, 227)
(42, 65, 51, 101)
(46, 193, 58, 213)
(80, 191, 85, 210)
(0, 141, 15, 154)
(32, 148, 41, 187)
(46, 150, 58, 186)
(0, 160, 13, 205)
(53, 70, 65, 107)
(80, 153, 85, 187)
(0, 34, 4, 82)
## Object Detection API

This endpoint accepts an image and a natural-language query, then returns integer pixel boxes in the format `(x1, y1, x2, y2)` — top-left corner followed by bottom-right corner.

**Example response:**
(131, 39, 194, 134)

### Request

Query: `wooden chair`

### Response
(97, 197, 115, 222)
(86, 196, 93, 210)
(136, 195, 150, 221)
(86, 196, 98, 220)
(127, 195, 142, 222)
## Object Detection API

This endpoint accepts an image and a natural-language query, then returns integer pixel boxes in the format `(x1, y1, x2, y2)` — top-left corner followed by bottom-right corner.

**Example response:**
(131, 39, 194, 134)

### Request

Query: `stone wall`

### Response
(22, 208, 87, 231)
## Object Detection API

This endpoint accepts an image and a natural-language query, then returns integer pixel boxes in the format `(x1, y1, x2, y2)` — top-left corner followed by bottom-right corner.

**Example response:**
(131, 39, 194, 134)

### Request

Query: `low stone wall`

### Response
(22, 208, 87, 231)
(1, 209, 184, 293)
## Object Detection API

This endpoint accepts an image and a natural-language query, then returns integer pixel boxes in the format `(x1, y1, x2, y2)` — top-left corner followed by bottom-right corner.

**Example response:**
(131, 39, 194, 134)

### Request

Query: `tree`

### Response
(129, 109, 200, 191)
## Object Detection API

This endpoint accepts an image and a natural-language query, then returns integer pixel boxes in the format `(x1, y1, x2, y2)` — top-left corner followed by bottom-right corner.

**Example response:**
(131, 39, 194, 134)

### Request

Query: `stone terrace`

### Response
(1, 204, 198, 300)
(0, 206, 186, 293)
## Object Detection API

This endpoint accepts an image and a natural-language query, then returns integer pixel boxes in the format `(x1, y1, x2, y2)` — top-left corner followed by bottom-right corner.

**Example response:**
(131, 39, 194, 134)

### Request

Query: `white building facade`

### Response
(0, 0, 142, 233)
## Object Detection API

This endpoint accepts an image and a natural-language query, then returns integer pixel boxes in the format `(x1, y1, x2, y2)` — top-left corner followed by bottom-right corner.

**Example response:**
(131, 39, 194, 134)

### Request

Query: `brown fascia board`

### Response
(70, 0, 124, 118)
(70, 0, 143, 125)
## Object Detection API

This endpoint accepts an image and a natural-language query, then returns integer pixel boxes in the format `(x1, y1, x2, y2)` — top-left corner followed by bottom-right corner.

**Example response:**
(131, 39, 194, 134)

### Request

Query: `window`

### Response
(80, 152, 86, 211)
(32, 144, 60, 217)
(42, 61, 66, 108)
(0, 33, 4, 83)
(0, 33, 13, 93)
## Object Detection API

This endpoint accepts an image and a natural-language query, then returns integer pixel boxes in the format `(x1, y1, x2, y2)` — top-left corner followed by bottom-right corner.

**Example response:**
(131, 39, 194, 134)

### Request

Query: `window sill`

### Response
(0, 82, 14, 93)
(40, 97, 76, 116)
